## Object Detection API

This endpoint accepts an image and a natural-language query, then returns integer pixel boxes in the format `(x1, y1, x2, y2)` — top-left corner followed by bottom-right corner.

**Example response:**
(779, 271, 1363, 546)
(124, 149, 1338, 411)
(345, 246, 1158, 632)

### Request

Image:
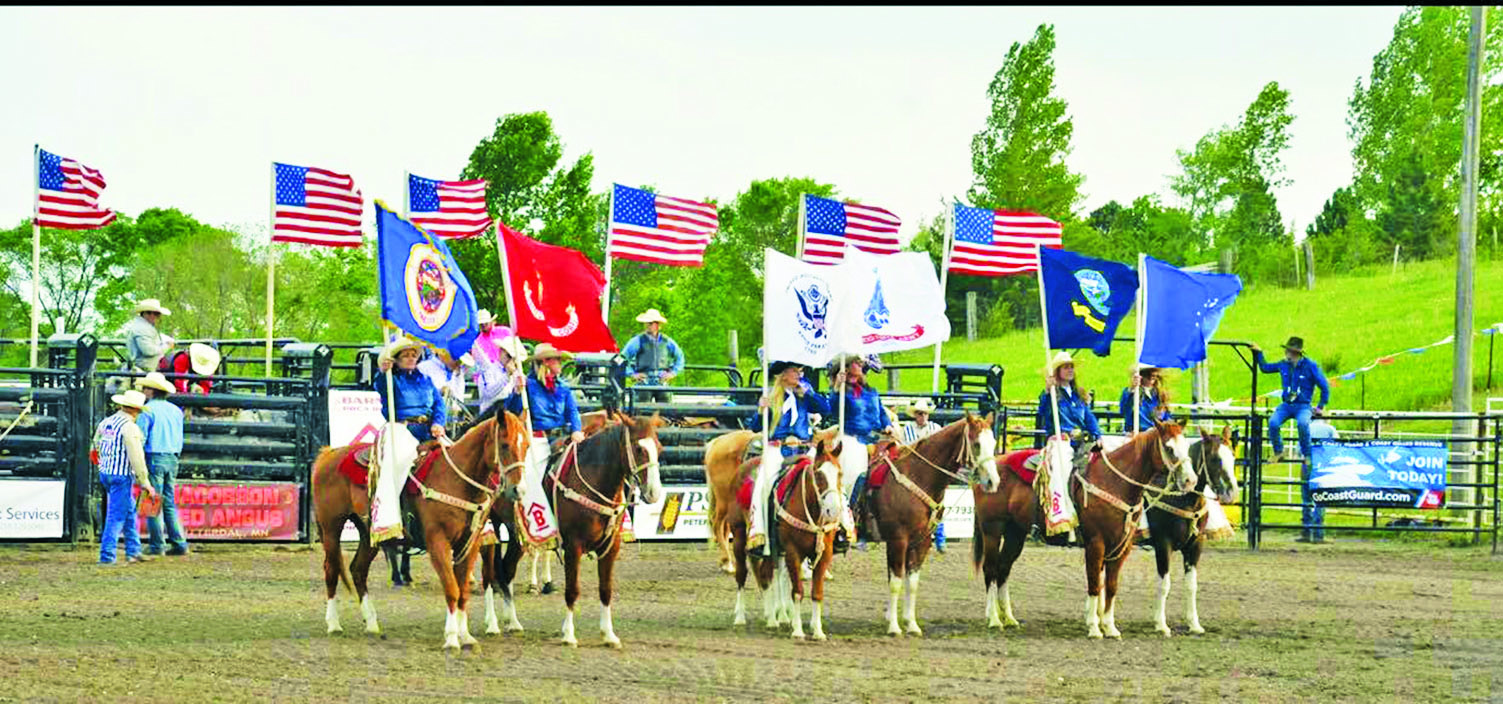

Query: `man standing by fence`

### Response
(621, 309, 684, 403)
(92, 389, 160, 565)
(135, 372, 189, 556)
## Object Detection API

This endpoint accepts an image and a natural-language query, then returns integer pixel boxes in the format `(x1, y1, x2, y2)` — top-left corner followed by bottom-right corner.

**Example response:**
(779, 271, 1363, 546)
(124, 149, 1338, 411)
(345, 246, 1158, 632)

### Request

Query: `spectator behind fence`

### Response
(92, 389, 159, 565)
(470, 309, 515, 367)
(1301, 419, 1338, 544)
(900, 398, 945, 553)
(123, 298, 175, 374)
(134, 372, 189, 556)
(622, 308, 684, 404)
(158, 342, 220, 395)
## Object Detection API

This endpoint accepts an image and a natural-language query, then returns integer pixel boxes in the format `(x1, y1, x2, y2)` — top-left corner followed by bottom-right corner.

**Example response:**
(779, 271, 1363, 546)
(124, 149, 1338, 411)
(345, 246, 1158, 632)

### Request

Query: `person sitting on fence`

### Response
(899, 398, 946, 553)
(134, 372, 189, 557)
(746, 360, 832, 556)
(158, 342, 220, 395)
(473, 336, 526, 417)
(1119, 363, 1173, 435)
(1035, 351, 1102, 450)
(418, 347, 471, 423)
(1252, 336, 1330, 463)
(622, 308, 684, 404)
(124, 298, 175, 374)
(470, 309, 515, 367)
(827, 353, 896, 554)
(92, 389, 160, 565)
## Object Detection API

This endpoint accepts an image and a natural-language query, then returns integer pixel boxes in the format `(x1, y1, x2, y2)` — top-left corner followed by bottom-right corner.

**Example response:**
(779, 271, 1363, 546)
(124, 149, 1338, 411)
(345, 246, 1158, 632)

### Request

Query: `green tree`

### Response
(0, 216, 151, 339)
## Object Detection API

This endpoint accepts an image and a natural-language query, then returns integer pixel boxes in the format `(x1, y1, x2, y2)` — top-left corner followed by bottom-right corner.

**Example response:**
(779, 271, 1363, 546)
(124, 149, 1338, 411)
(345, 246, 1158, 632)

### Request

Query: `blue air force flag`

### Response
(375, 201, 480, 359)
(1139, 255, 1243, 369)
(1039, 247, 1137, 356)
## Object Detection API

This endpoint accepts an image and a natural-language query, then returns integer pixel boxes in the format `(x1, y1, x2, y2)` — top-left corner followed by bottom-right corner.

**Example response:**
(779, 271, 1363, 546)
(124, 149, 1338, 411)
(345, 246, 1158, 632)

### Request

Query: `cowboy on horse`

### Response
(503, 342, 585, 546)
(746, 360, 831, 557)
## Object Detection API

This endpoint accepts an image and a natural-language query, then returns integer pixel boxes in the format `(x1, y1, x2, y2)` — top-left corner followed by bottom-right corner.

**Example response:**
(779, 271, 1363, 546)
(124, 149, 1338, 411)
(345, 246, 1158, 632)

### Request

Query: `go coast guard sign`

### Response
(403, 243, 457, 332)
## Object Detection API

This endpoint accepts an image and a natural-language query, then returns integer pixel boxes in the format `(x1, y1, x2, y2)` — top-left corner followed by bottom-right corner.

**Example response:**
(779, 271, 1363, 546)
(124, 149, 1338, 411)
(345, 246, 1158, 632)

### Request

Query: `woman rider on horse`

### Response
(746, 360, 831, 557)
(1119, 363, 1172, 435)
(827, 353, 895, 554)
(1035, 351, 1101, 450)
(373, 337, 448, 587)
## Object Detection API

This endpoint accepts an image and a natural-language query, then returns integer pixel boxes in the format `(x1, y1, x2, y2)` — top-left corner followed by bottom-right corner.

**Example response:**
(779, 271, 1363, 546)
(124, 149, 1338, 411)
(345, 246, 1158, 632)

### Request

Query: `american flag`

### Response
(407, 174, 489, 239)
(271, 162, 363, 247)
(35, 147, 117, 230)
(800, 194, 901, 266)
(948, 203, 1063, 276)
(608, 183, 719, 266)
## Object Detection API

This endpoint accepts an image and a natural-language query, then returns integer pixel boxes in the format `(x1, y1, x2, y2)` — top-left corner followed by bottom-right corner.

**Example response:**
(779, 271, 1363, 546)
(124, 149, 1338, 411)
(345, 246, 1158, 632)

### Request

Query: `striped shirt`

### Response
(94, 412, 150, 484)
(900, 420, 942, 445)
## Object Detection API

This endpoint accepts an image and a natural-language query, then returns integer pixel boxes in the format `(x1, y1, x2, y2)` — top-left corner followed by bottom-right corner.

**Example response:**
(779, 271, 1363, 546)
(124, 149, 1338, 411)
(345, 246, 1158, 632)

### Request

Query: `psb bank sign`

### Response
(633, 486, 713, 540)
(1310, 440, 1448, 509)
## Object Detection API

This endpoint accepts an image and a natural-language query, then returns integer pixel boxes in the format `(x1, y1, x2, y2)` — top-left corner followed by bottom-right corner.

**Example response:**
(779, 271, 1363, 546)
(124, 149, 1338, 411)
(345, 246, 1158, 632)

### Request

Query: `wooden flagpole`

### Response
(30, 145, 41, 368)
(930, 203, 956, 393)
(1035, 244, 1063, 441)
(265, 163, 277, 378)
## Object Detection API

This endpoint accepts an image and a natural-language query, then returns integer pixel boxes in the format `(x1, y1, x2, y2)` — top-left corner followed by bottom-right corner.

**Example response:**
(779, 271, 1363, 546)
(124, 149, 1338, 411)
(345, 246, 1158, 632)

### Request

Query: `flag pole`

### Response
(495, 219, 536, 440)
(795, 193, 808, 260)
(1132, 253, 1146, 435)
(1035, 244, 1063, 443)
(930, 203, 955, 393)
(265, 162, 277, 378)
(601, 185, 615, 322)
(402, 171, 411, 219)
(30, 145, 41, 368)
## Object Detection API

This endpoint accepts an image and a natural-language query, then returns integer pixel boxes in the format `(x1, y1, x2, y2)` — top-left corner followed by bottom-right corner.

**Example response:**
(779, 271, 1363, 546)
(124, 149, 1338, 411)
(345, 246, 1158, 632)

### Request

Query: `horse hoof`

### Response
(327, 625, 343, 635)
(526, 584, 539, 594)
(986, 619, 1003, 630)
(811, 631, 827, 642)
(461, 641, 479, 653)
(905, 625, 923, 637)
(562, 637, 578, 648)
(886, 626, 902, 637)
(1105, 629, 1122, 640)
(442, 641, 461, 652)
(1087, 629, 1104, 639)
(1156, 627, 1172, 638)
(1189, 625, 1206, 635)
(733, 615, 747, 626)
(485, 625, 502, 636)
(364, 625, 381, 636)
(720, 563, 736, 575)
(603, 636, 622, 649)
(790, 632, 805, 641)
(541, 582, 556, 595)
(505, 622, 525, 633)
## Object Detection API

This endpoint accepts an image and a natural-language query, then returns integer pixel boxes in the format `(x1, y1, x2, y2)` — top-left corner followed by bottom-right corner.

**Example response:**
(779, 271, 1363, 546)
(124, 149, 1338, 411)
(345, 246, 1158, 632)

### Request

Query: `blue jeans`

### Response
(99, 473, 141, 563)
(145, 453, 188, 553)
(1300, 461, 1326, 540)
(1268, 403, 1314, 458)
(934, 519, 946, 548)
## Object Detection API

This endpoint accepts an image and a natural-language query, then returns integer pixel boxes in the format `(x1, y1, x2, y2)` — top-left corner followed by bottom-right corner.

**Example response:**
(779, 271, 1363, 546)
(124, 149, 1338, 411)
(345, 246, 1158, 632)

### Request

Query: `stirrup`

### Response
(833, 528, 850, 555)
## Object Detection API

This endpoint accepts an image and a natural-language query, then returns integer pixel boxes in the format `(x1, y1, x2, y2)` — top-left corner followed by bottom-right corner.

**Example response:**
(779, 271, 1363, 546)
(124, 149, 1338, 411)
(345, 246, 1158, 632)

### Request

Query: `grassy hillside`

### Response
(885, 256, 1503, 415)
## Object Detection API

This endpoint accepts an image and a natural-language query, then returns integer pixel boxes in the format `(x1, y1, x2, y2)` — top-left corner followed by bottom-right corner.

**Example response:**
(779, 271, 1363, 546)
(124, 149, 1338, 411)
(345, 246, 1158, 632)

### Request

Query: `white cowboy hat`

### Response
(133, 298, 171, 316)
(111, 389, 148, 410)
(133, 372, 175, 395)
(530, 343, 571, 361)
(497, 336, 526, 364)
(635, 308, 668, 324)
(188, 342, 221, 376)
(1046, 351, 1076, 376)
(908, 398, 936, 417)
(384, 337, 422, 359)
(476, 309, 495, 326)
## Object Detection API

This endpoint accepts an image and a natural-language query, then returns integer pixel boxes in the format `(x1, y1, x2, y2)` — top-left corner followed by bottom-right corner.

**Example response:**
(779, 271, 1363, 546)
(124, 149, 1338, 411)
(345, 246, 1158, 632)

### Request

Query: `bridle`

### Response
(549, 422, 661, 555)
(775, 452, 841, 564)
(880, 420, 992, 539)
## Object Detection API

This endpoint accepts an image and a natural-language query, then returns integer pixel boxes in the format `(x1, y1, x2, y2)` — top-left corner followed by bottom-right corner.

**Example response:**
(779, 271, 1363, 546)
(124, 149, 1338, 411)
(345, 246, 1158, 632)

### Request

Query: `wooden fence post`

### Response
(1391, 243, 1401, 276)
(965, 291, 978, 342)
(1302, 240, 1316, 290)
(728, 329, 738, 366)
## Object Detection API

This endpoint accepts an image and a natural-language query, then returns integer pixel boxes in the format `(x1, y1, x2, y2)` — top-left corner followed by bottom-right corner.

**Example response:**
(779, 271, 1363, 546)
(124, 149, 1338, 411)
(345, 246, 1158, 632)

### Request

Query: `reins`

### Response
(1072, 431, 1191, 563)
(549, 423, 658, 556)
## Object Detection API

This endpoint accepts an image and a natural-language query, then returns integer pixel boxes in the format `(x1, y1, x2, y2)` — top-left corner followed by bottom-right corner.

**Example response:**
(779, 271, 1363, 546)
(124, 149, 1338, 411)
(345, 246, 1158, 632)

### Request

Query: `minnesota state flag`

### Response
(375, 201, 480, 359)
(1038, 247, 1137, 356)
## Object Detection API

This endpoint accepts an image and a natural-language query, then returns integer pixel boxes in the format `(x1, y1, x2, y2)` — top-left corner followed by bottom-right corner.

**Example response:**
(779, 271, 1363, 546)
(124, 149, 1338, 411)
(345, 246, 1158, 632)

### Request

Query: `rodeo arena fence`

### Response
(0, 335, 1497, 554)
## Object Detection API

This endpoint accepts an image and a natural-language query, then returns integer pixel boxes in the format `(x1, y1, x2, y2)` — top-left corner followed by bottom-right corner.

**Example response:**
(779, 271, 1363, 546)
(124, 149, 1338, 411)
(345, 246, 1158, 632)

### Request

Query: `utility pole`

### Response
(1453, 6, 1485, 509)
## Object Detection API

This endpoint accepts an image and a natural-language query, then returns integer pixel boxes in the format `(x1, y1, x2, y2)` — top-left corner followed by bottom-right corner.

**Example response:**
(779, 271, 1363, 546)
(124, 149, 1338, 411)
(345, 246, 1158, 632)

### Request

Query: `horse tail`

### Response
(338, 555, 355, 596)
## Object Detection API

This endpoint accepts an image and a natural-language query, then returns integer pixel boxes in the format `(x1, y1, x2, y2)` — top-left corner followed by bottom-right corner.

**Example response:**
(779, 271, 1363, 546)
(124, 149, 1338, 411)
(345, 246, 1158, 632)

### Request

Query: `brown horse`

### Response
(1149, 425, 1240, 637)
(865, 413, 999, 636)
(719, 428, 842, 639)
(703, 429, 757, 575)
(547, 411, 665, 647)
(311, 407, 528, 649)
(1071, 421, 1196, 639)
(477, 408, 615, 634)
(970, 447, 1046, 630)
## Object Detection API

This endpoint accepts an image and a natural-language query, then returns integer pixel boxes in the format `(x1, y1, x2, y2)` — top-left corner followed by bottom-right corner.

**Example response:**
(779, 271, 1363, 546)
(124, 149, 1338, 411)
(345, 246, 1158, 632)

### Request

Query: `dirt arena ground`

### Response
(1, 535, 1501, 703)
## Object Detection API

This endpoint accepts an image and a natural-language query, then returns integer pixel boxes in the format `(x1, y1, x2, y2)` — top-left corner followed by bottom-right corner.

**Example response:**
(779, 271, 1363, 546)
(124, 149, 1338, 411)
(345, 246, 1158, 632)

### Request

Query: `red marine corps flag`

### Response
(497, 221, 617, 353)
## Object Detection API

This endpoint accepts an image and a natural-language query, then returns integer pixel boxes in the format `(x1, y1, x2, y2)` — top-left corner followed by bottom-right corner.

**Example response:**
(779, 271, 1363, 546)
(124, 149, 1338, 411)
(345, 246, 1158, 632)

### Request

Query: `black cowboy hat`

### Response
(1281, 336, 1305, 354)
(769, 360, 802, 376)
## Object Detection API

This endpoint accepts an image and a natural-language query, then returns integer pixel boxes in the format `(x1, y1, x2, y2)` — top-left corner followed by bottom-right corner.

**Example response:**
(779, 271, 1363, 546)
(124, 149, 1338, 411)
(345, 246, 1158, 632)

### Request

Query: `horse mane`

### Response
(578, 421, 630, 473)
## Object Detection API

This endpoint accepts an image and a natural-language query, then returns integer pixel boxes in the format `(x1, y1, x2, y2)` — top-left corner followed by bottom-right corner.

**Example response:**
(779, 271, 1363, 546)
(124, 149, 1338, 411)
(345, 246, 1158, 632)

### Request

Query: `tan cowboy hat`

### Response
(530, 342, 571, 362)
(635, 308, 668, 324)
(384, 337, 422, 359)
(1046, 351, 1076, 376)
(908, 398, 935, 417)
(496, 336, 526, 364)
(111, 389, 148, 410)
(133, 371, 174, 395)
(188, 342, 221, 376)
(476, 309, 495, 326)
(133, 298, 171, 316)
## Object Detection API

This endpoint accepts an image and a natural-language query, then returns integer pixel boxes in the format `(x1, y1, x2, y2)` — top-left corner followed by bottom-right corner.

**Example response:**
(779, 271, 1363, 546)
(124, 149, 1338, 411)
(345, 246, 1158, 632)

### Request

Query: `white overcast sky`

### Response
(1, 6, 1404, 245)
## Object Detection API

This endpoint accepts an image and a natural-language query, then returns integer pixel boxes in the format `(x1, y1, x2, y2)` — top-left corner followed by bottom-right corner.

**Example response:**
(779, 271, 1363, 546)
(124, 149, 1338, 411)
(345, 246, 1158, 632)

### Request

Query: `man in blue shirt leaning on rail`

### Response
(621, 309, 685, 404)
(1252, 336, 1330, 464)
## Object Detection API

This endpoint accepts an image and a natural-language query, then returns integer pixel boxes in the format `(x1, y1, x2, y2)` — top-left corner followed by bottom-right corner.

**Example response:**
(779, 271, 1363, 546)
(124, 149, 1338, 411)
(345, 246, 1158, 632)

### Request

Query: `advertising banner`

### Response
(0, 479, 66, 539)
(134, 481, 301, 541)
(330, 389, 385, 542)
(1310, 440, 1448, 509)
(630, 485, 978, 541)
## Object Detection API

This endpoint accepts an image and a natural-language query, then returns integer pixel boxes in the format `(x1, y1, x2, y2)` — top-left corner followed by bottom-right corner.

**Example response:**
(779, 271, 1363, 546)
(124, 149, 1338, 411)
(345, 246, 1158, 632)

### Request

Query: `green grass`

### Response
(883, 256, 1503, 416)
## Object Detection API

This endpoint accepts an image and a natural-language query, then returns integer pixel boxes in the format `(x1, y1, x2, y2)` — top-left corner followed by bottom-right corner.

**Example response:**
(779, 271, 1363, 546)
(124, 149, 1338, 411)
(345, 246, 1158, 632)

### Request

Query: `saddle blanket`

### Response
(737, 457, 813, 510)
(338, 442, 444, 496)
(864, 444, 903, 488)
(1001, 449, 1043, 484)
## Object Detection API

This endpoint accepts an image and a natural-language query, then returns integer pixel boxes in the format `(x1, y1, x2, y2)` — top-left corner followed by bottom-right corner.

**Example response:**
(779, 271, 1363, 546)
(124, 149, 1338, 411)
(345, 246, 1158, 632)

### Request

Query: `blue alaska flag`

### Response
(1039, 247, 1138, 356)
(1139, 254, 1243, 369)
(376, 201, 480, 359)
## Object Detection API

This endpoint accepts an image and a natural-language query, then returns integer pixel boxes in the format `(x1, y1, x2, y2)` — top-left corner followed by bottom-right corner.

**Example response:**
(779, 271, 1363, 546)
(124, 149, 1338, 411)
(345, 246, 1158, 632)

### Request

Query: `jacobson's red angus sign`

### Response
(134, 481, 300, 541)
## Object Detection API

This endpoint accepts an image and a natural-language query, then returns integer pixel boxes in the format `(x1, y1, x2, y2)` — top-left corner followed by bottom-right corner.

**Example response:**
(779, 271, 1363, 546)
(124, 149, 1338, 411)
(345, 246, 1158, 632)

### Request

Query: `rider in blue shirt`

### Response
(1119, 364, 1173, 435)
(374, 339, 447, 444)
(1253, 336, 1330, 462)
(504, 343, 585, 441)
(749, 361, 831, 456)
(1035, 352, 1101, 448)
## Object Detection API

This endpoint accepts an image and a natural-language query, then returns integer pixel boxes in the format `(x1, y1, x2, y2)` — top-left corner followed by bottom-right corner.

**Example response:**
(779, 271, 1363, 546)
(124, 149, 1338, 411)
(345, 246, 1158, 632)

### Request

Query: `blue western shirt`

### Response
(1254, 351, 1330, 408)
(504, 374, 582, 433)
(1118, 387, 1172, 433)
(830, 384, 889, 444)
(1035, 386, 1102, 447)
(136, 398, 185, 454)
(748, 381, 831, 444)
(622, 332, 685, 379)
(374, 367, 446, 427)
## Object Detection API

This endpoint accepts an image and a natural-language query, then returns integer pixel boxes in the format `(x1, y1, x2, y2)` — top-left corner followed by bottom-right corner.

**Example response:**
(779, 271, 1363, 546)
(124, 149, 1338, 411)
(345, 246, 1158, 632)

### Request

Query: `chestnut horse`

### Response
(1070, 421, 1196, 639)
(704, 429, 756, 575)
(969, 445, 1052, 630)
(477, 409, 615, 634)
(311, 407, 528, 649)
(866, 413, 999, 636)
(1149, 425, 1240, 637)
(547, 411, 665, 647)
(717, 429, 842, 639)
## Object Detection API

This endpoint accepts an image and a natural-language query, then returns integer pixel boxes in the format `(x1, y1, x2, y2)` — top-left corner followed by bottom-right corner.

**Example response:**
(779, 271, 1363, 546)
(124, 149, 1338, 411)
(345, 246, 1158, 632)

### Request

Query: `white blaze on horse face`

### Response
(816, 460, 843, 522)
(976, 428, 1000, 492)
(1166, 431, 1196, 492)
(637, 438, 663, 505)
(1216, 442, 1240, 503)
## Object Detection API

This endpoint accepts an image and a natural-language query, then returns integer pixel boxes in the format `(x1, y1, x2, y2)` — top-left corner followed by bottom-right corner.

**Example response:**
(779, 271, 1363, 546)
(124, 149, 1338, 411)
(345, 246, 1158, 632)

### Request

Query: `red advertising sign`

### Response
(134, 481, 300, 541)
